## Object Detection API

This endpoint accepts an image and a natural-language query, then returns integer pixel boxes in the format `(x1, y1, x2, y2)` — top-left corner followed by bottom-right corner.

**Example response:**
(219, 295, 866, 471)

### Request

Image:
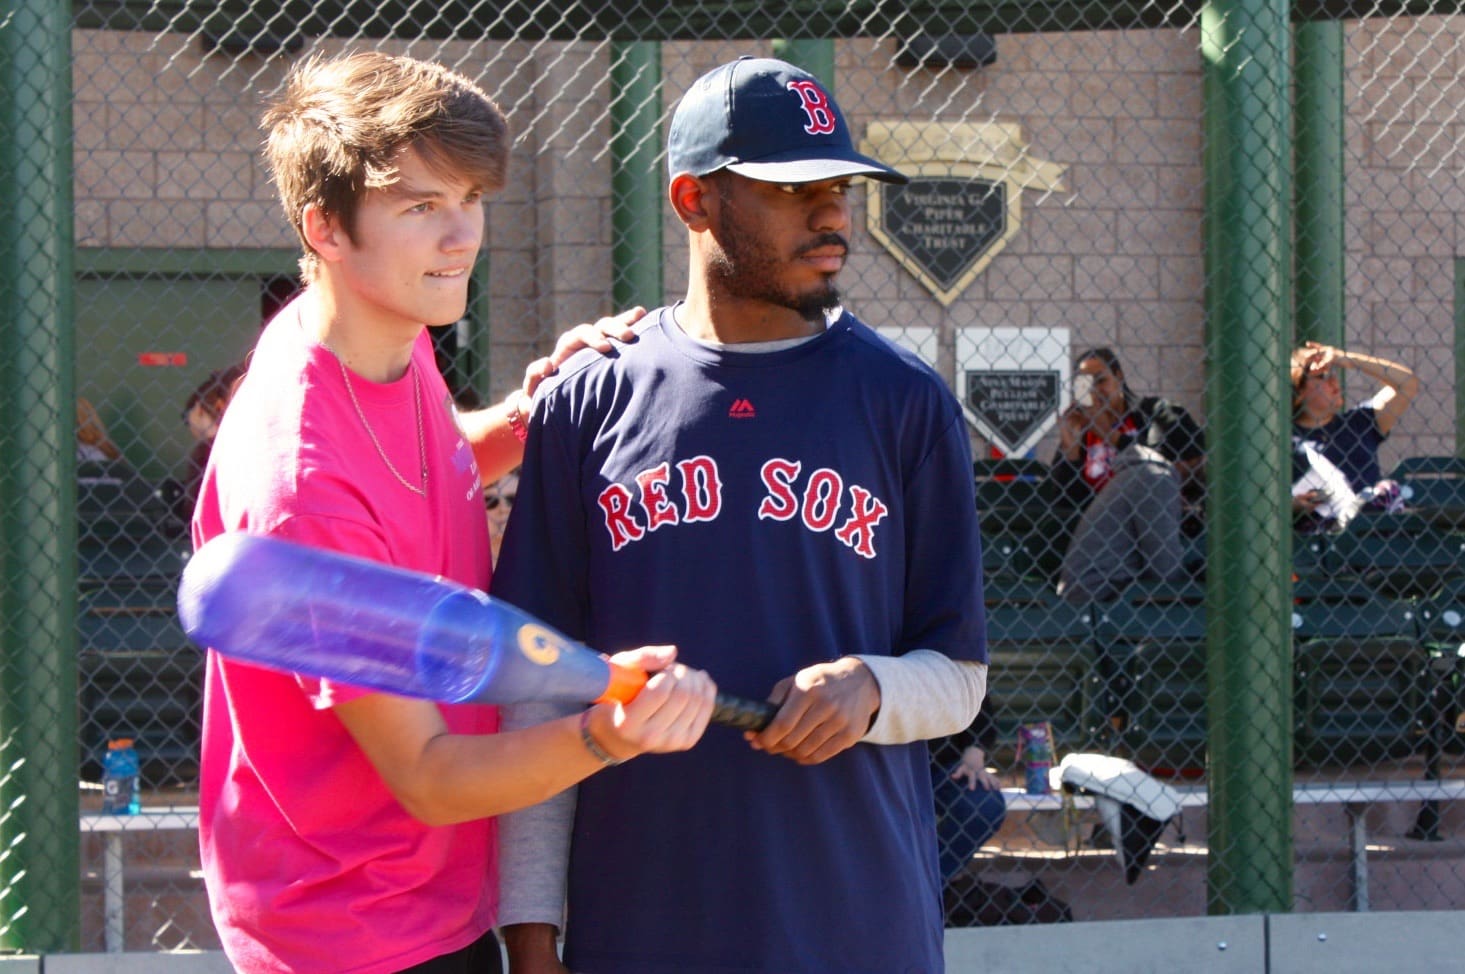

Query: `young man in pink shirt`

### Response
(192, 51, 716, 974)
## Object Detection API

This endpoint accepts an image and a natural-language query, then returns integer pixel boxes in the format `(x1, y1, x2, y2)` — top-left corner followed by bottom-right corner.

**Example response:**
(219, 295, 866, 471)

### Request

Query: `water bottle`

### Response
(102, 738, 141, 815)
(1018, 721, 1055, 796)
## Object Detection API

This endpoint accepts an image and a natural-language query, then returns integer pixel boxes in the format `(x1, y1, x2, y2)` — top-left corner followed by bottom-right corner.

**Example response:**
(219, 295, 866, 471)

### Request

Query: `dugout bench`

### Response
(82, 778, 1465, 951)
(999, 778, 1465, 912)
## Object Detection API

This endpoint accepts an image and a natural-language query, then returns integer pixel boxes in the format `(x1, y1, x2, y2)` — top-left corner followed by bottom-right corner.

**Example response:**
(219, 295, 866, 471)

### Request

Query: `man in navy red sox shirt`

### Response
(492, 56, 989, 974)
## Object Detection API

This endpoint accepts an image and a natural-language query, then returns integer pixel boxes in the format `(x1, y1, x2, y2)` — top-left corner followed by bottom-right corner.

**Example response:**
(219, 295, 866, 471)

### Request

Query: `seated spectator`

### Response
(484, 468, 518, 566)
(178, 365, 246, 521)
(930, 707, 1007, 914)
(1047, 347, 1205, 516)
(76, 398, 165, 528)
(1047, 349, 1203, 599)
(76, 397, 122, 463)
(1291, 341, 1417, 531)
(1057, 443, 1186, 603)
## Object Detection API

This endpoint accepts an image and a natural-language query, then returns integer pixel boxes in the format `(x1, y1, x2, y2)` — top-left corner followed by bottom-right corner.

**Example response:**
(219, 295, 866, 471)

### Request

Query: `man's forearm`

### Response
(857, 651, 987, 744)
(502, 922, 562, 968)
(498, 701, 577, 927)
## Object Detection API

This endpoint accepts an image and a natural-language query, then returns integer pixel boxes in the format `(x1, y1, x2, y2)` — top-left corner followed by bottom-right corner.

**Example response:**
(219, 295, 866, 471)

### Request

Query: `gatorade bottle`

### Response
(1017, 722, 1055, 796)
(102, 738, 141, 815)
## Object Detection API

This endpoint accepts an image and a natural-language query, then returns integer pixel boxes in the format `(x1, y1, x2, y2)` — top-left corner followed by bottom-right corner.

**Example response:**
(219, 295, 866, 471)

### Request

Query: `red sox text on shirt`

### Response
(596, 456, 889, 559)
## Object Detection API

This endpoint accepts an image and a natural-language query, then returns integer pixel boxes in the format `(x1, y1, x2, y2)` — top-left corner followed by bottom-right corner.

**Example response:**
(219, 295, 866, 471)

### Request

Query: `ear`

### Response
(668, 173, 713, 231)
(301, 203, 347, 264)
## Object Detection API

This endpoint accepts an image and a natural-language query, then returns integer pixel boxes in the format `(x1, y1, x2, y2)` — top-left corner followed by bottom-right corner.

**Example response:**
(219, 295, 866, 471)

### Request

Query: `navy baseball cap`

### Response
(667, 56, 908, 185)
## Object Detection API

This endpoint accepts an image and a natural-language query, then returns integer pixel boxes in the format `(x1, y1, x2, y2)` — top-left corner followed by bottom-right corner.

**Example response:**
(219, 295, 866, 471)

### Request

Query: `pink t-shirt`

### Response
(193, 299, 497, 973)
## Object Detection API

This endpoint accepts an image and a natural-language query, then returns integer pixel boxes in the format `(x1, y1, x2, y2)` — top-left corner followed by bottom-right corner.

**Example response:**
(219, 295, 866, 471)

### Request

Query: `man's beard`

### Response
(709, 201, 843, 322)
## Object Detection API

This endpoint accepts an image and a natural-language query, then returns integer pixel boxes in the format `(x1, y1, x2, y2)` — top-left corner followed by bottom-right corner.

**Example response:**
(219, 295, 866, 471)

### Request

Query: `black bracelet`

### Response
(579, 709, 623, 767)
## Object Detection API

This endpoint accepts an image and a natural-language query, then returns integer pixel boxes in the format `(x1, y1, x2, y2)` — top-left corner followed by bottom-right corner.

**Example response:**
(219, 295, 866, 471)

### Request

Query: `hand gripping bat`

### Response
(177, 532, 776, 731)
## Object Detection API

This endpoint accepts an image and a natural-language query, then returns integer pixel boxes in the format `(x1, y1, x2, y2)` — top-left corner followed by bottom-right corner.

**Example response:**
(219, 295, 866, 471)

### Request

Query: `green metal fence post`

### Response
(611, 42, 664, 311)
(0, 0, 82, 953)
(1294, 21, 1345, 351)
(1456, 260, 1465, 458)
(1201, 0, 1295, 915)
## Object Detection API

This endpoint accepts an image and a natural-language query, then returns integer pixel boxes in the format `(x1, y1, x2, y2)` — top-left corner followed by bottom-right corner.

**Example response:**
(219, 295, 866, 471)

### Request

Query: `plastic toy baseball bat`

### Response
(177, 532, 776, 732)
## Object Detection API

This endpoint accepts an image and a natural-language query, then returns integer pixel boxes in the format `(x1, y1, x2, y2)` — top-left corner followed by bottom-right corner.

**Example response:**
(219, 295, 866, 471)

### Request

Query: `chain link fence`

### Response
(0, 0, 1461, 955)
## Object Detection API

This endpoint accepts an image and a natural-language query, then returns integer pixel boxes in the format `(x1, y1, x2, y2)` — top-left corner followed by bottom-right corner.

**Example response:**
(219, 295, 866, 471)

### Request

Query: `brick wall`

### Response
(69, 24, 1461, 460)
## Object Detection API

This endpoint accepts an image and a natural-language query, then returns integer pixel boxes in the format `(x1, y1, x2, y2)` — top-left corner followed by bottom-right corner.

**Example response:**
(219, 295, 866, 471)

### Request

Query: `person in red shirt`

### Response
(193, 51, 716, 974)
(1048, 347, 1205, 510)
(1048, 348, 1205, 601)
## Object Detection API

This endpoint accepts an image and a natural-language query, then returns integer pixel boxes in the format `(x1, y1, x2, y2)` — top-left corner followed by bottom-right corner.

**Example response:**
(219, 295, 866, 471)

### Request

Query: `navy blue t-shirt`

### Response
(493, 307, 985, 974)
(1292, 404, 1385, 491)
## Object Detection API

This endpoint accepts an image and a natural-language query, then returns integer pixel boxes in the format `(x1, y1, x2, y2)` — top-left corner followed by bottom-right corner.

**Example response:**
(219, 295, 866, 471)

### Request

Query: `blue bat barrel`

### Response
(177, 532, 617, 706)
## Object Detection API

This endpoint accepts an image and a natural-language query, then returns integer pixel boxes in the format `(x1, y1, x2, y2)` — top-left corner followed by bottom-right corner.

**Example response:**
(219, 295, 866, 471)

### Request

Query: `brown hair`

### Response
(184, 364, 247, 423)
(262, 51, 510, 279)
(1289, 345, 1323, 413)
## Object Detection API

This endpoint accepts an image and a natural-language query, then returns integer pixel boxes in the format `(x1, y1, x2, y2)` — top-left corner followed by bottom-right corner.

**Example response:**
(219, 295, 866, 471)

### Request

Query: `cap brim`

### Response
(726, 156, 909, 185)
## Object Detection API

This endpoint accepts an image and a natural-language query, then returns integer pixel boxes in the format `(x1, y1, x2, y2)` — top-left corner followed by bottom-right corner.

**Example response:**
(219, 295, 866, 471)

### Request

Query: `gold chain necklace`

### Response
(324, 346, 428, 497)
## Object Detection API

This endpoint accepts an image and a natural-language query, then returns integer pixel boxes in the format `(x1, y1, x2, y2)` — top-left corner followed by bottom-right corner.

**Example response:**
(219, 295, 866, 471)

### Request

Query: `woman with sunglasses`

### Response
(485, 469, 518, 565)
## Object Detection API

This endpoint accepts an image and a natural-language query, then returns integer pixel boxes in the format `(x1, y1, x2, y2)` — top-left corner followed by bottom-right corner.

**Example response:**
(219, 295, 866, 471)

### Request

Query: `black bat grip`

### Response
(711, 693, 777, 732)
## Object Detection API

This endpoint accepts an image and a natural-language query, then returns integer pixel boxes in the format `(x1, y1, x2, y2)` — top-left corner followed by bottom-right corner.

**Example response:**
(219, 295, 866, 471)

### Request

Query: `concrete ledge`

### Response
(1269, 911, 1465, 969)
(946, 914, 1266, 973)
(23, 912, 1465, 973)
(43, 953, 232, 974)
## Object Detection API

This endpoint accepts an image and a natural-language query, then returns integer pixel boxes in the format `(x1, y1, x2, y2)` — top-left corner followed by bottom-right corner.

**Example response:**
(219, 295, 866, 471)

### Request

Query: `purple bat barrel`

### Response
(177, 532, 615, 706)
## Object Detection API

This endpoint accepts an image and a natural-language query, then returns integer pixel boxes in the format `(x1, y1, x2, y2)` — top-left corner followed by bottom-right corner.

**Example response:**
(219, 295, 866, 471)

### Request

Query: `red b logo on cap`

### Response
(786, 80, 837, 135)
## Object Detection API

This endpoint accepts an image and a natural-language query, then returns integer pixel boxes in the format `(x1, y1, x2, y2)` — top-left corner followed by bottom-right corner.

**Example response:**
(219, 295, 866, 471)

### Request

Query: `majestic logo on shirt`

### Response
(596, 455, 889, 559)
(728, 398, 756, 419)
